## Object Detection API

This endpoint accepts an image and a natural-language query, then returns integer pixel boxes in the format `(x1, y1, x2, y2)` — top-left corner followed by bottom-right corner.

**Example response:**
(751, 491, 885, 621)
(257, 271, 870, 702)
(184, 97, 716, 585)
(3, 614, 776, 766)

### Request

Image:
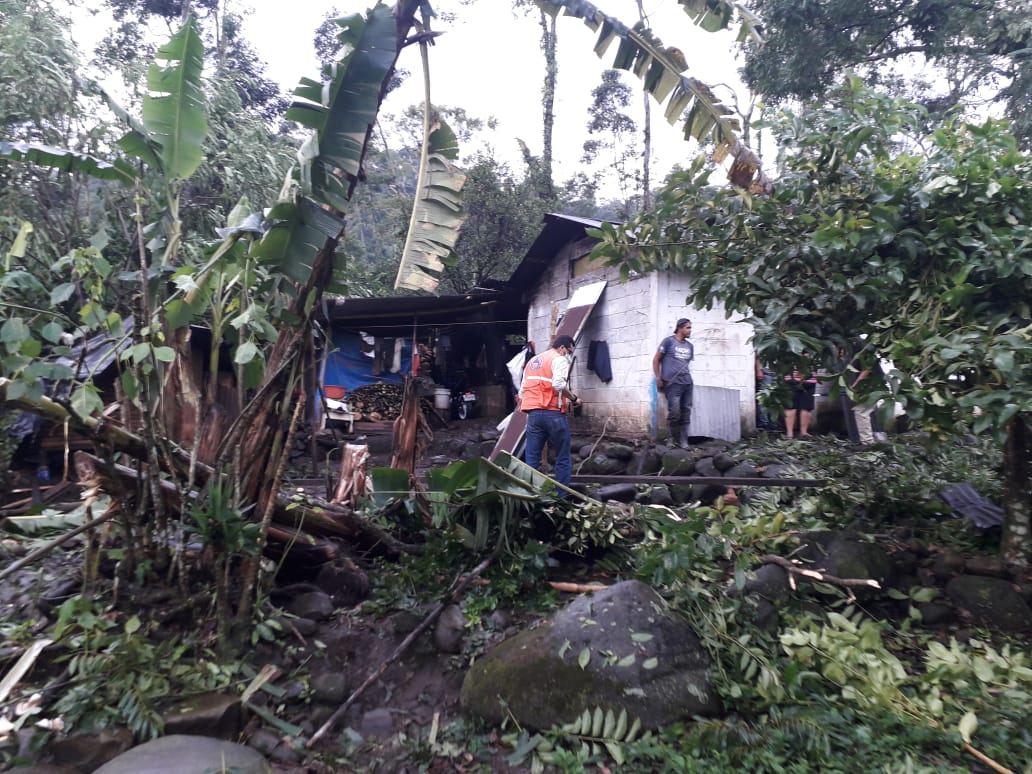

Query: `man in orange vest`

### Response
(519, 335, 581, 493)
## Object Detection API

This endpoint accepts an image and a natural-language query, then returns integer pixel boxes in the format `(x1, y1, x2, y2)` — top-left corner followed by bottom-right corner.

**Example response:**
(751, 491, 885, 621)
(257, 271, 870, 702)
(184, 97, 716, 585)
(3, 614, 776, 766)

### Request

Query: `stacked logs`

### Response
(348, 383, 405, 422)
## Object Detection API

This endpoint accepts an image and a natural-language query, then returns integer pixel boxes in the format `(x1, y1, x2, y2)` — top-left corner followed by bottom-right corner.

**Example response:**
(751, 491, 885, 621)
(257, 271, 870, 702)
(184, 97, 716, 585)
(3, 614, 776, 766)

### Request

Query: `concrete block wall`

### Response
(524, 245, 756, 440)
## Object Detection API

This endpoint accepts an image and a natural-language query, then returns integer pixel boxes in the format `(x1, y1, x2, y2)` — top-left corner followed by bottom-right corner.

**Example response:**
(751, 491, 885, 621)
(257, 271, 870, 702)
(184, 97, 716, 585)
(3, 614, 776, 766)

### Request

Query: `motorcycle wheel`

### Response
(457, 401, 470, 420)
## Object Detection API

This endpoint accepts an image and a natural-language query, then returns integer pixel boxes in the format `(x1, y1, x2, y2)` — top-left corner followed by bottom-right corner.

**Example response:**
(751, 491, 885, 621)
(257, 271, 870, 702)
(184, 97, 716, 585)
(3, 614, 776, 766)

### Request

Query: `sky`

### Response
(239, 0, 750, 192)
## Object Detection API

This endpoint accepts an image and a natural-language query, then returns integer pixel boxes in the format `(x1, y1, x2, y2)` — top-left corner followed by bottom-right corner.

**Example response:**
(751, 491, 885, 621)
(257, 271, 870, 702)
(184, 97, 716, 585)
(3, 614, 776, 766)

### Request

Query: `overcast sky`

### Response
(240, 0, 749, 190)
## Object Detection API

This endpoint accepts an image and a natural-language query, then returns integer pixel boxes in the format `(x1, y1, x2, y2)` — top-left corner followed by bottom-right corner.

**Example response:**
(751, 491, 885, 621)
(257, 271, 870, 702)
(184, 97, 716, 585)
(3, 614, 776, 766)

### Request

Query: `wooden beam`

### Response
(571, 475, 824, 487)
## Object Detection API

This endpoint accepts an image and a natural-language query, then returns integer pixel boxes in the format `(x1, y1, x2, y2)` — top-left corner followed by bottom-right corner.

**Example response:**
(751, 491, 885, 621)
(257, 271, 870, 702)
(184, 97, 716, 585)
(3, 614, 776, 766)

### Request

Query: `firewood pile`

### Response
(347, 383, 406, 421)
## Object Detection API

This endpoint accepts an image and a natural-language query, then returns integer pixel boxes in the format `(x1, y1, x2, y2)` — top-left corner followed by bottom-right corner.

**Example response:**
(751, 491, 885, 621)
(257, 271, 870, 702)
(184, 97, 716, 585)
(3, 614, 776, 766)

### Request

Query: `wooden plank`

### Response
(490, 280, 608, 460)
(571, 475, 825, 487)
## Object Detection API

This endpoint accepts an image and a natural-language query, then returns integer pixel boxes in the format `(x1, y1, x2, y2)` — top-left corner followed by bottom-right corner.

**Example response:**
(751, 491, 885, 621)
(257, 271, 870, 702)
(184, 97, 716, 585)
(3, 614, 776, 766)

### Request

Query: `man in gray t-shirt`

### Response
(652, 318, 694, 448)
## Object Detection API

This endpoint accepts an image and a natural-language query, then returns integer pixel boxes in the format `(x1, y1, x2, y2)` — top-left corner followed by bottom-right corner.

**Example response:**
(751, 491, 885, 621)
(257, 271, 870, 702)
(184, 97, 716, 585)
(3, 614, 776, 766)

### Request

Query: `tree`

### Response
(592, 79, 1032, 565)
(738, 0, 1032, 147)
(581, 69, 641, 218)
(440, 153, 547, 293)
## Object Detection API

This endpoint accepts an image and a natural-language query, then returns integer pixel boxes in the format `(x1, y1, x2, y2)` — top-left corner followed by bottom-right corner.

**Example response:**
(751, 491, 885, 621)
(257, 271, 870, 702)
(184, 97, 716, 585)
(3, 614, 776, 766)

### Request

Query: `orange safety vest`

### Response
(521, 349, 567, 413)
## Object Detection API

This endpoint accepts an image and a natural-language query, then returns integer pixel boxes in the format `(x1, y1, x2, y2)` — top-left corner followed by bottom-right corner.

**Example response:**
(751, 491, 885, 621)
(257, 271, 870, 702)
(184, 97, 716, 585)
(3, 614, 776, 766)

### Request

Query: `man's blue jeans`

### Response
(664, 382, 693, 433)
(523, 409, 572, 491)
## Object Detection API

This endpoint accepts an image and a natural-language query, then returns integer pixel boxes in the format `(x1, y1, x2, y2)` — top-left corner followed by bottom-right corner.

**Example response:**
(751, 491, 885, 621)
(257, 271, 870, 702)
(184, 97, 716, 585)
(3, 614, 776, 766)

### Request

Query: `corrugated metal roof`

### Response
(506, 213, 610, 292)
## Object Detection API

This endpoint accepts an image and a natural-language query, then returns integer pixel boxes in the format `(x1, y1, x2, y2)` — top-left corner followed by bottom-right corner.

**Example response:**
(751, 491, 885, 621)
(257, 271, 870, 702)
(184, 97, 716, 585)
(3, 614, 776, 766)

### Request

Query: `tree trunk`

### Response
(636, 0, 651, 211)
(538, 8, 557, 200)
(1001, 415, 1032, 566)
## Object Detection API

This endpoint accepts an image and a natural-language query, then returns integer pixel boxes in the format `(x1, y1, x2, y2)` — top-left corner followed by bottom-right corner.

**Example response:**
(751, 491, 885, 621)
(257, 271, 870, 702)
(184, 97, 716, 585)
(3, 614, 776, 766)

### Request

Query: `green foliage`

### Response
(51, 597, 238, 739)
(504, 706, 647, 770)
(740, 0, 1032, 146)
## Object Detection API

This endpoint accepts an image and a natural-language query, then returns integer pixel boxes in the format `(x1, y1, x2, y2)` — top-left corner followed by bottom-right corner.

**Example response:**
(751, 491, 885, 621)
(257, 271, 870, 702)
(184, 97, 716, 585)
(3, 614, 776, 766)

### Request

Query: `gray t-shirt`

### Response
(657, 336, 694, 384)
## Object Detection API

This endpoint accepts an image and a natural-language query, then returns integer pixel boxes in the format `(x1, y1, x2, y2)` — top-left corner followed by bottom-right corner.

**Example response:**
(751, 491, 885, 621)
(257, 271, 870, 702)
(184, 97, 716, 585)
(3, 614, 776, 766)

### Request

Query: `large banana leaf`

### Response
(678, 0, 764, 44)
(0, 141, 134, 184)
(394, 119, 468, 292)
(284, 6, 399, 211)
(140, 15, 207, 180)
(536, 0, 768, 190)
(257, 3, 407, 283)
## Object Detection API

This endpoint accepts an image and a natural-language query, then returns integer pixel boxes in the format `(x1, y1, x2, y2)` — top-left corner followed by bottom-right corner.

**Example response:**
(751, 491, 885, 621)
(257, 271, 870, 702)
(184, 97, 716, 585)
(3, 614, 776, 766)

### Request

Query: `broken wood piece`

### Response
(758, 554, 882, 589)
(0, 638, 53, 705)
(549, 581, 609, 593)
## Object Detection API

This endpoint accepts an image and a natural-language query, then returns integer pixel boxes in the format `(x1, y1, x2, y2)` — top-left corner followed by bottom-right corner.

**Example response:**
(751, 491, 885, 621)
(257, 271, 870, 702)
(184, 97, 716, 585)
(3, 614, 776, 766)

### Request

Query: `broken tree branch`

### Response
(757, 554, 882, 590)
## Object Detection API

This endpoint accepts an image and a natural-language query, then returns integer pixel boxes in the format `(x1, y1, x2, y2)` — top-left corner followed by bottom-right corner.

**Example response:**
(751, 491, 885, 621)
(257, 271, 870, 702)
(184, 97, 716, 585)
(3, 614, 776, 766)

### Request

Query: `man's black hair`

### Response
(552, 335, 575, 349)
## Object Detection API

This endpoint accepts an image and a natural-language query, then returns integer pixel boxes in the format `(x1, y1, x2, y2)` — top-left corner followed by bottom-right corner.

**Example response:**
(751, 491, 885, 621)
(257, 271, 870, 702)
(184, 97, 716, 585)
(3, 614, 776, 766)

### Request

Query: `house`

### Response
(507, 213, 757, 441)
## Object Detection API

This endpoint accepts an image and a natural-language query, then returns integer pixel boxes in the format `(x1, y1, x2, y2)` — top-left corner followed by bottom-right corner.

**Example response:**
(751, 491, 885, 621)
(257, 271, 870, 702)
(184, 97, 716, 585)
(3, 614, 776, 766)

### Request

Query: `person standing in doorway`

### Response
(519, 335, 581, 493)
(653, 318, 694, 448)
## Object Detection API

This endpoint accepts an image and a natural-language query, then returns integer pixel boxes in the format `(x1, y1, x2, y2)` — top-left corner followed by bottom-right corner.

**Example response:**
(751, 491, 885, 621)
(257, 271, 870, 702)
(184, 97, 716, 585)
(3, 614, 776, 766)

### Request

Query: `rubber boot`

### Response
(679, 413, 692, 448)
(668, 421, 681, 449)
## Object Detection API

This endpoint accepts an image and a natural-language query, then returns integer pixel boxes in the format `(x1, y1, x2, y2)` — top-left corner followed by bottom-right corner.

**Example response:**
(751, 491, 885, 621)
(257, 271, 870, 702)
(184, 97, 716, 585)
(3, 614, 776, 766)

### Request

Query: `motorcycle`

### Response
(451, 385, 478, 420)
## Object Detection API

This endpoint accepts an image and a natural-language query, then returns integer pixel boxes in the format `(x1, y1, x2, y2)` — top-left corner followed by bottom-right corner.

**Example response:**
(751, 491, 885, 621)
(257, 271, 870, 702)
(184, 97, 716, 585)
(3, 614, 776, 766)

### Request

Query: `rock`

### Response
(162, 692, 242, 739)
(963, 555, 1009, 579)
(479, 429, 500, 442)
(429, 454, 451, 466)
(601, 443, 635, 460)
(724, 461, 758, 479)
(480, 440, 496, 456)
(311, 670, 349, 705)
(693, 456, 719, 478)
(460, 580, 721, 731)
(691, 483, 726, 505)
(916, 602, 954, 626)
(247, 728, 281, 755)
(711, 453, 737, 472)
(596, 483, 638, 503)
(288, 591, 334, 621)
(489, 609, 511, 630)
(760, 463, 792, 478)
(945, 575, 1032, 631)
(579, 453, 627, 475)
(639, 485, 674, 507)
(660, 449, 696, 475)
(668, 484, 695, 505)
(92, 735, 271, 774)
(49, 728, 134, 771)
(315, 559, 370, 606)
(743, 564, 790, 603)
(287, 616, 318, 637)
(630, 448, 663, 475)
(795, 532, 893, 597)
(931, 549, 965, 581)
(434, 603, 466, 654)
(360, 708, 395, 738)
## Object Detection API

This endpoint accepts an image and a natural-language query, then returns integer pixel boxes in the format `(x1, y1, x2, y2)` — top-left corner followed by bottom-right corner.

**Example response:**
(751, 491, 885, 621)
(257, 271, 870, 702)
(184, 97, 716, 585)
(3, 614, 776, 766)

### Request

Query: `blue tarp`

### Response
(322, 331, 411, 393)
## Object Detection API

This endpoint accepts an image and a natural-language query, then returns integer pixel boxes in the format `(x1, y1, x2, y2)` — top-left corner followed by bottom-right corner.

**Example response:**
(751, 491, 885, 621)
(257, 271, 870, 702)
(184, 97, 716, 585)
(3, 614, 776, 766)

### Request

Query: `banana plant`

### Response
(534, 0, 769, 190)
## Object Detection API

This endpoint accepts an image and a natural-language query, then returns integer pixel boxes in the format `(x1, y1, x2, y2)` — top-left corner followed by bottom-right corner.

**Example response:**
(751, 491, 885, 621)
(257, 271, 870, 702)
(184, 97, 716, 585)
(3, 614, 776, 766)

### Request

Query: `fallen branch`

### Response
(757, 554, 882, 590)
(964, 742, 1015, 774)
(306, 547, 501, 748)
(549, 581, 609, 593)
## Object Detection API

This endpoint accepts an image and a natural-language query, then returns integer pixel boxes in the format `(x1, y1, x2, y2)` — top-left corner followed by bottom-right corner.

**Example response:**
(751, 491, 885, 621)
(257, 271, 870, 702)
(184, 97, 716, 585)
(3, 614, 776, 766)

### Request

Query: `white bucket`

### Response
(433, 387, 450, 410)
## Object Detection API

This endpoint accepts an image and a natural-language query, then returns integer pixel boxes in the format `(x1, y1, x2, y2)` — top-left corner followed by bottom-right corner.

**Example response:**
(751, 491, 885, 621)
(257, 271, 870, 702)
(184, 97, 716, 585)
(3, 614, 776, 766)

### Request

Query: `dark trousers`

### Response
(665, 382, 694, 436)
(524, 409, 572, 491)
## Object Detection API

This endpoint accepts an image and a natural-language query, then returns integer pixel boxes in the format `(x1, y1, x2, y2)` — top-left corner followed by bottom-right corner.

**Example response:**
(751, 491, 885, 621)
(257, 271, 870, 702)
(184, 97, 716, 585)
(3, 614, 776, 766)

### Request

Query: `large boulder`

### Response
(945, 575, 1032, 632)
(92, 735, 271, 774)
(460, 580, 720, 730)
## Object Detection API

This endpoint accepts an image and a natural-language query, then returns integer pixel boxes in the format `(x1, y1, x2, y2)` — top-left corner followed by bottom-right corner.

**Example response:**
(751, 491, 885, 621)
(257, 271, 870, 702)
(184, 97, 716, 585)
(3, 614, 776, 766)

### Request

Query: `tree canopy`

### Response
(738, 0, 1032, 147)
(592, 79, 1032, 564)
